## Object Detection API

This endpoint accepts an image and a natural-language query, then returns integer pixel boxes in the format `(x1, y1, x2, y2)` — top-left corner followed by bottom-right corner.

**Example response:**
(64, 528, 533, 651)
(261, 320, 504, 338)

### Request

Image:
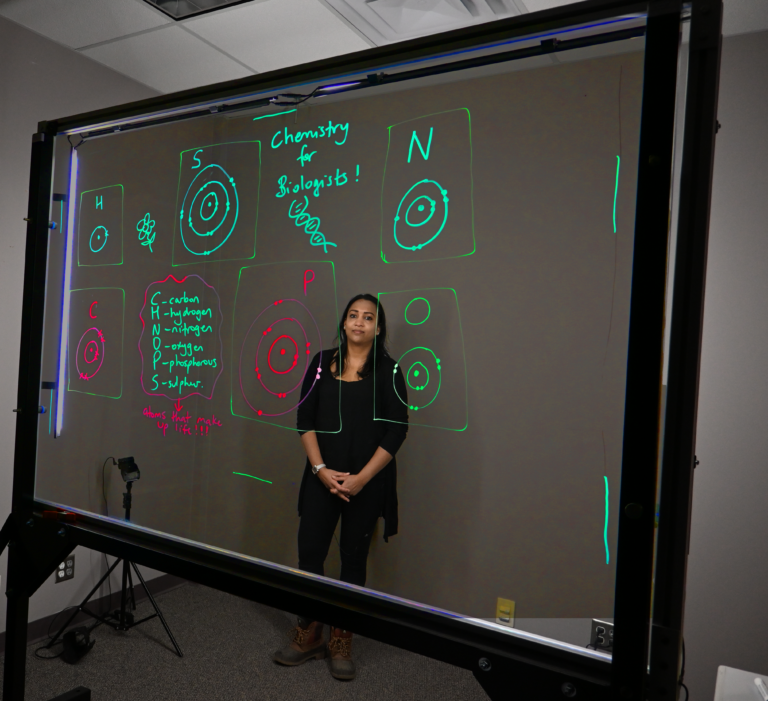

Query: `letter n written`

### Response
(96, 196, 103, 209)
(407, 128, 433, 164)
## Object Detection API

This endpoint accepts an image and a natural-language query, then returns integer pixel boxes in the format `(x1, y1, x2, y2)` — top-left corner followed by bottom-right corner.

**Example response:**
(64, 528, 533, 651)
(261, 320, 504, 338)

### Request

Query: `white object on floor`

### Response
(714, 666, 768, 701)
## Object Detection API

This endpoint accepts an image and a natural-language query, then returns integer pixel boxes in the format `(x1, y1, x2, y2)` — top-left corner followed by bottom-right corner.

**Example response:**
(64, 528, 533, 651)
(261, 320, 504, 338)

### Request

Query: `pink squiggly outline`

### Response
(239, 299, 321, 417)
(138, 273, 224, 401)
(75, 328, 104, 380)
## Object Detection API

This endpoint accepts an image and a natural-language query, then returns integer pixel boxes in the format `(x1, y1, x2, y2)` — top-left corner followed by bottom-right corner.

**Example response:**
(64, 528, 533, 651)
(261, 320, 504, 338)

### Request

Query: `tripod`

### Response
(48, 482, 183, 657)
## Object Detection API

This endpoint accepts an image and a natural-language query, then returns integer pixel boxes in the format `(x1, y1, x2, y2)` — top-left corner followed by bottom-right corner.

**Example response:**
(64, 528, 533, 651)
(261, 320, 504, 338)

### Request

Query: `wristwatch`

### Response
(312, 463, 326, 475)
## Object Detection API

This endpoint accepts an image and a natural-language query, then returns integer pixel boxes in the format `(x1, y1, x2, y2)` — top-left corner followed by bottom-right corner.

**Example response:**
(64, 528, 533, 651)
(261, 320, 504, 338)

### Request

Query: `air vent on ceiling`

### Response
(143, 0, 253, 21)
(323, 0, 525, 45)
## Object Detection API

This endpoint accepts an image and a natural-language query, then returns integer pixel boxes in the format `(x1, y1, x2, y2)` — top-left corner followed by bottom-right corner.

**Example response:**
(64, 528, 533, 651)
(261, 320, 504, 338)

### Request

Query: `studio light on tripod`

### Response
(117, 456, 140, 483)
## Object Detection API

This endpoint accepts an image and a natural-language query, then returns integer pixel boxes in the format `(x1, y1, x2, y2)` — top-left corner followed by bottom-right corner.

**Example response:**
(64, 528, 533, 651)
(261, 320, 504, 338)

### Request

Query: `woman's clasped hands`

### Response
(317, 468, 368, 502)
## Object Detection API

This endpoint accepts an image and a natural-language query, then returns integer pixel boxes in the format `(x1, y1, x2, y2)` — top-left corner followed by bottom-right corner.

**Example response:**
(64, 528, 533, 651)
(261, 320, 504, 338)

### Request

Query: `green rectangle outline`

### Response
(77, 184, 124, 267)
(172, 141, 261, 267)
(374, 286, 468, 431)
(67, 287, 125, 399)
(229, 260, 341, 433)
(379, 108, 475, 264)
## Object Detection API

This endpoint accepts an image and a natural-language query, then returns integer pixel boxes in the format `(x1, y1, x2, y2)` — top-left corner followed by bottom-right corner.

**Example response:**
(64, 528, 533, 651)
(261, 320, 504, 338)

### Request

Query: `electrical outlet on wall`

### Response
(590, 619, 614, 651)
(55, 554, 75, 583)
(496, 597, 515, 627)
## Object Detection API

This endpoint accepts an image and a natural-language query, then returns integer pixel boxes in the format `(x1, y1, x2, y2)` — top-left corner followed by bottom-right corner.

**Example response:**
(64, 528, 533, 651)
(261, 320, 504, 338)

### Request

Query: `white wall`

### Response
(0, 15, 159, 636)
(684, 28, 768, 700)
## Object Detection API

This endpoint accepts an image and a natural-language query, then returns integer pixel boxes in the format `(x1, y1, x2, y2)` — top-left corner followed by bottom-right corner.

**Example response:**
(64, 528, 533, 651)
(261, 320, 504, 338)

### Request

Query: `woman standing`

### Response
(273, 293, 408, 680)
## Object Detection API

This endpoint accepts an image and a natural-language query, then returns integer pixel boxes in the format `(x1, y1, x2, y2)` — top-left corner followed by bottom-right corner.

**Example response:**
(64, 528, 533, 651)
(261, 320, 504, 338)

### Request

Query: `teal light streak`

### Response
(603, 476, 610, 564)
(253, 109, 296, 121)
(233, 472, 272, 484)
(613, 156, 620, 234)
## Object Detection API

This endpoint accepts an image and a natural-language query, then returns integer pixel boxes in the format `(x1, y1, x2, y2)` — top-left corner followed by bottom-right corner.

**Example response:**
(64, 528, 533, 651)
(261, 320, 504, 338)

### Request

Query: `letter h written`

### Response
(96, 195, 103, 209)
(151, 305, 160, 320)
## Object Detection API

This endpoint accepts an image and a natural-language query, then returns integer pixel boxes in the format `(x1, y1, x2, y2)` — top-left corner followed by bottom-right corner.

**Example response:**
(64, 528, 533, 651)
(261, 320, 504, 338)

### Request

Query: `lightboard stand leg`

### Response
(47, 556, 122, 648)
(3, 545, 31, 701)
(117, 558, 132, 630)
(130, 562, 183, 657)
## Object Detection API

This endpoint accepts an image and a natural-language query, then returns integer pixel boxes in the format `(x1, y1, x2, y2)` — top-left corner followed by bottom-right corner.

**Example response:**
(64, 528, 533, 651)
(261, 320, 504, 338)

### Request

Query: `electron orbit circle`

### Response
(89, 226, 109, 253)
(393, 179, 449, 251)
(393, 346, 441, 412)
(404, 297, 431, 325)
(179, 163, 239, 257)
(239, 299, 322, 418)
(75, 327, 105, 381)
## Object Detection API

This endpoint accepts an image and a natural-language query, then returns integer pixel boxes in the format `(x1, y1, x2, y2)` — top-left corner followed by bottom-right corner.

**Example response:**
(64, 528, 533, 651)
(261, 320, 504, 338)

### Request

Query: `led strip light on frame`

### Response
(55, 148, 78, 437)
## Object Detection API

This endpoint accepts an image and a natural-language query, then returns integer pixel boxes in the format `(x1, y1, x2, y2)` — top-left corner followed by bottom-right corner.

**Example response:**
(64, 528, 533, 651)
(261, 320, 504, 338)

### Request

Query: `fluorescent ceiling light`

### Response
(143, 0, 254, 21)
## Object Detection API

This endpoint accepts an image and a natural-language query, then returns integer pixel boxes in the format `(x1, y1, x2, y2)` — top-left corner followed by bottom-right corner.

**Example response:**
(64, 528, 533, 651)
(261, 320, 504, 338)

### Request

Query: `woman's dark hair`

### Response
(332, 293, 389, 379)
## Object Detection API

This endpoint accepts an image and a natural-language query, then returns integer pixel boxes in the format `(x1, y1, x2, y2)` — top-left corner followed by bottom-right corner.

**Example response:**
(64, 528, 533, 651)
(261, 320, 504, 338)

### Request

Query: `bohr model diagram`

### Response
(179, 164, 239, 256)
(89, 226, 109, 253)
(75, 327, 105, 381)
(394, 297, 441, 412)
(239, 299, 322, 417)
(394, 179, 449, 251)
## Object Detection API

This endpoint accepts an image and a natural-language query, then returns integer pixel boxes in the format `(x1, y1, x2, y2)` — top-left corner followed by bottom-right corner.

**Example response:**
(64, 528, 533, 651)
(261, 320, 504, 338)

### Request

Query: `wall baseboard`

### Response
(0, 574, 187, 655)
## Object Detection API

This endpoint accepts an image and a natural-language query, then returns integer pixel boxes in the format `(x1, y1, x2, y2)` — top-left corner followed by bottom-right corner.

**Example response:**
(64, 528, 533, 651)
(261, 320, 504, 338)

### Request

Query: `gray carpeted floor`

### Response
(1, 583, 489, 701)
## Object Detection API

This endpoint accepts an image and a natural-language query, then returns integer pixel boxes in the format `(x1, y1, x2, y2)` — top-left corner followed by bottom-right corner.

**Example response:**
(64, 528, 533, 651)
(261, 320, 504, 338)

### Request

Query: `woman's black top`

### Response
(296, 349, 409, 541)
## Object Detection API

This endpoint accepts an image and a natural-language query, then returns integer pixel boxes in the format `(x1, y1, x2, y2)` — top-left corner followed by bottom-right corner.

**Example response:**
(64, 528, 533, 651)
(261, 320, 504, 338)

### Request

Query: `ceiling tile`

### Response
(723, 0, 768, 37)
(80, 25, 253, 93)
(515, 0, 570, 13)
(184, 0, 370, 74)
(520, 0, 768, 38)
(0, 0, 169, 49)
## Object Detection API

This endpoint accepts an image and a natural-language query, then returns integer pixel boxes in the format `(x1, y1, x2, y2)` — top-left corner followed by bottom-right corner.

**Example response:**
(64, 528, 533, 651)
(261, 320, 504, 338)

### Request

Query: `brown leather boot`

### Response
(272, 619, 326, 666)
(327, 628, 355, 680)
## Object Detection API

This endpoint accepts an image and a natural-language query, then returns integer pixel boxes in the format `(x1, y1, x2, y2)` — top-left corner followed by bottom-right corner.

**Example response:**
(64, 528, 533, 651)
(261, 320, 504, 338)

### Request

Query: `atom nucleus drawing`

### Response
(380, 109, 474, 263)
(394, 346, 442, 412)
(239, 299, 321, 418)
(89, 226, 109, 253)
(179, 164, 239, 256)
(230, 261, 339, 432)
(68, 287, 125, 399)
(78, 185, 124, 267)
(172, 141, 261, 266)
(75, 327, 105, 381)
(375, 288, 467, 431)
(394, 180, 449, 251)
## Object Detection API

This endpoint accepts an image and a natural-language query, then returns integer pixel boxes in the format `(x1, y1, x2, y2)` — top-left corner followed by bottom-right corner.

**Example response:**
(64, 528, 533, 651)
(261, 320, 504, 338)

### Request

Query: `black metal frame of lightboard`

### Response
(3, 0, 721, 698)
